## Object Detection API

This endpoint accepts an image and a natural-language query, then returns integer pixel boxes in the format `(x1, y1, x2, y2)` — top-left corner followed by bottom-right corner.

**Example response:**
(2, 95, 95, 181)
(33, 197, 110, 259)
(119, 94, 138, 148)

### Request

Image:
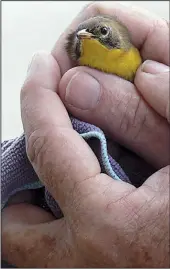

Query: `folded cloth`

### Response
(1, 116, 155, 218)
(1, 116, 156, 268)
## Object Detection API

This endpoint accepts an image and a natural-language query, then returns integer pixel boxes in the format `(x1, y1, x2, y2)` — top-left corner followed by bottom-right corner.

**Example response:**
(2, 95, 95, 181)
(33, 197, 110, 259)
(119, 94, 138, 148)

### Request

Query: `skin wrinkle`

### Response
(105, 187, 136, 214)
(67, 175, 126, 223)
(120, 194, 149, 222)
(120, 92, 149, 143)
(25, 127, 63, 171)
(41, 143, 69, 192)
(101, 179, 117, 198)
(109, 86, 125, 114)
(121, 198, 152, 234)
(70, 177, 96, 205)
(106, 190, 141, 226)
(132, 103, 149, 142)
(67, 175, 133, 228)
(27, 126, 70, 168)
(101, 177, 130, 198)
(122, 191, 164, 235)
(112, 89, 148, 144)
(140, 206, 166, 242)
(147, 225, 167, 264)
(105, 85, 132, 133)
(104, 203, 141, 236)
(118, 92, 135, 134)
(65, 176, 103, 223)
(26, 125, 101, 215)
(132, 94, 143, 128)
(70, 169, 104, 197)
(26, 129, 74, 208)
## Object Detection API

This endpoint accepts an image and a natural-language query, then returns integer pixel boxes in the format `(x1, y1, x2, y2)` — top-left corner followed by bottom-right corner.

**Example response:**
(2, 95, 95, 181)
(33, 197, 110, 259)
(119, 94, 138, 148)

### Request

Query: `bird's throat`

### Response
(79, 38, 142, 81)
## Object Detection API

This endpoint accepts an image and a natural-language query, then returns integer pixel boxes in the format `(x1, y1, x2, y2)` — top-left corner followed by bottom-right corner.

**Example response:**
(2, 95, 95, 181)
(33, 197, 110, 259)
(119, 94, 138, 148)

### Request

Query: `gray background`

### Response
(2, 1, 169, 140)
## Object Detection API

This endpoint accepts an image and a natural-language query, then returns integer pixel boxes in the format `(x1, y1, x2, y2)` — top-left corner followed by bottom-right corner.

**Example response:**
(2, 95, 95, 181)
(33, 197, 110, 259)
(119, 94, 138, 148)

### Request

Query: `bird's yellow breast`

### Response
(79, 39, 142, 81)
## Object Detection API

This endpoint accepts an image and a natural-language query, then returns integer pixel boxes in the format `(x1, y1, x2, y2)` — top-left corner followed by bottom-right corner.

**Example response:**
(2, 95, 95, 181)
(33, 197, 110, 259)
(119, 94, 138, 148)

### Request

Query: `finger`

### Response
(59, 66, 170, 168)
(2, 204, 55, 226)
(21, 52, 101, 215)
(97, 2, 169, 65)
(135, 60, 170, 122)
(52, 1, 169, 76)
(2, 204, 71, 268)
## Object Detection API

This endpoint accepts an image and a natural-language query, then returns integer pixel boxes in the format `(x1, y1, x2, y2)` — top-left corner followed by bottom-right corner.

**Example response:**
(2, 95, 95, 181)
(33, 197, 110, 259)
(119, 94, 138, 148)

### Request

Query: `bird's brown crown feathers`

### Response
(65, 15, 133, 61)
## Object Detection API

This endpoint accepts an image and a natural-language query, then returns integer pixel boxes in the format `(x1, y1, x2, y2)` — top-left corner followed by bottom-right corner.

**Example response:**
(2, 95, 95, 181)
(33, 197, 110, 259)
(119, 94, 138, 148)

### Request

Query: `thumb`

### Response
(59, 66, 169, 168)
(134, 60, 170, 122)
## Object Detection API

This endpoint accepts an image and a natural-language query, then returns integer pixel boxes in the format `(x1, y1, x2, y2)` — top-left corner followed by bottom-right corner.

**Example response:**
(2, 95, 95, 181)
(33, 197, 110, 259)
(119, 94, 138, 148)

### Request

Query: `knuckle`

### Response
(118, 92, 143, 134)
(118, 92, 134, 133)
(118, 92, 153, 143)
(130, 99, 148, 140)
(26, 129, 50, 168)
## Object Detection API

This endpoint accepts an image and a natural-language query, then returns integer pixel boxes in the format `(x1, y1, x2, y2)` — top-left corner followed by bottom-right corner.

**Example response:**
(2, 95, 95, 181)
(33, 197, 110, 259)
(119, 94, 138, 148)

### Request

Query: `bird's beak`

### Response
(76, 29, 95, 39)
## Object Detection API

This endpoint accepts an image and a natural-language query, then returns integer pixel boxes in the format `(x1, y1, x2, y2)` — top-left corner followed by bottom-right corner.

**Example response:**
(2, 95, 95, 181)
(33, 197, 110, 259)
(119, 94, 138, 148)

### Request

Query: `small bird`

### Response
(65, 15, 142, 82)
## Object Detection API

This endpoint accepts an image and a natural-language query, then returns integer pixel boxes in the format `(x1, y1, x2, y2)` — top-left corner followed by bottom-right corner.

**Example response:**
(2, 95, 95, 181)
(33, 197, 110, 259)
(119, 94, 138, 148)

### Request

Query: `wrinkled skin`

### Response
(2, 2, 169, 268)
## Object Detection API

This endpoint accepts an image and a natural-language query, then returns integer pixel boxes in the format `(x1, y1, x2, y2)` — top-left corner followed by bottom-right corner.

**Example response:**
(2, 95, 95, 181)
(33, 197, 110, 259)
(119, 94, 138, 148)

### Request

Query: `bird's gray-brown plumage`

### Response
(65, 15, 132, 61)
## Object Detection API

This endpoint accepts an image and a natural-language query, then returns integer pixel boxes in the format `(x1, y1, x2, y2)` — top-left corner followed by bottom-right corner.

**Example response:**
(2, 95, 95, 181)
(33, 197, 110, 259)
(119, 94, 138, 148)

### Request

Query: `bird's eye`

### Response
(100, 27, 108, 35)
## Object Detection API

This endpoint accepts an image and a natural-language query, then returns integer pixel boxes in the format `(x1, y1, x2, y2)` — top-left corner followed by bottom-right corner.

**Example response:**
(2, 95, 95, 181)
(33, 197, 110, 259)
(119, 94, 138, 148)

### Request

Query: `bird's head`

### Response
(65, 15, 132, 60)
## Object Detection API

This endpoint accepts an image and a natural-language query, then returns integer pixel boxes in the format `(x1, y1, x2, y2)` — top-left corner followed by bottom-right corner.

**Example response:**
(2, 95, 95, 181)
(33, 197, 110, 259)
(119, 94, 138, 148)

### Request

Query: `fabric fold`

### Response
(1, 117, 155, 218)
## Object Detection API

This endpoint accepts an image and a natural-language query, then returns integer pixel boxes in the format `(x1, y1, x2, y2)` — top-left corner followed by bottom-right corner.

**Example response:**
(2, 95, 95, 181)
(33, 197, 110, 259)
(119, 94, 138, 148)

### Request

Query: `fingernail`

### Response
(65, 72, 101, 110)
(27, 51, 49, 76)
(27, 54, 39, 75)
(141, 60, 169, 74)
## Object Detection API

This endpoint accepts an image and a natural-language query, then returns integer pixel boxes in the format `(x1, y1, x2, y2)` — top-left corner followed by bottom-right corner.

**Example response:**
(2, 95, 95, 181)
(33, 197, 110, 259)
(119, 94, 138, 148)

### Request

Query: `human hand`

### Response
(2, 2, 169, 268)
(56, 2, 170, 169)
